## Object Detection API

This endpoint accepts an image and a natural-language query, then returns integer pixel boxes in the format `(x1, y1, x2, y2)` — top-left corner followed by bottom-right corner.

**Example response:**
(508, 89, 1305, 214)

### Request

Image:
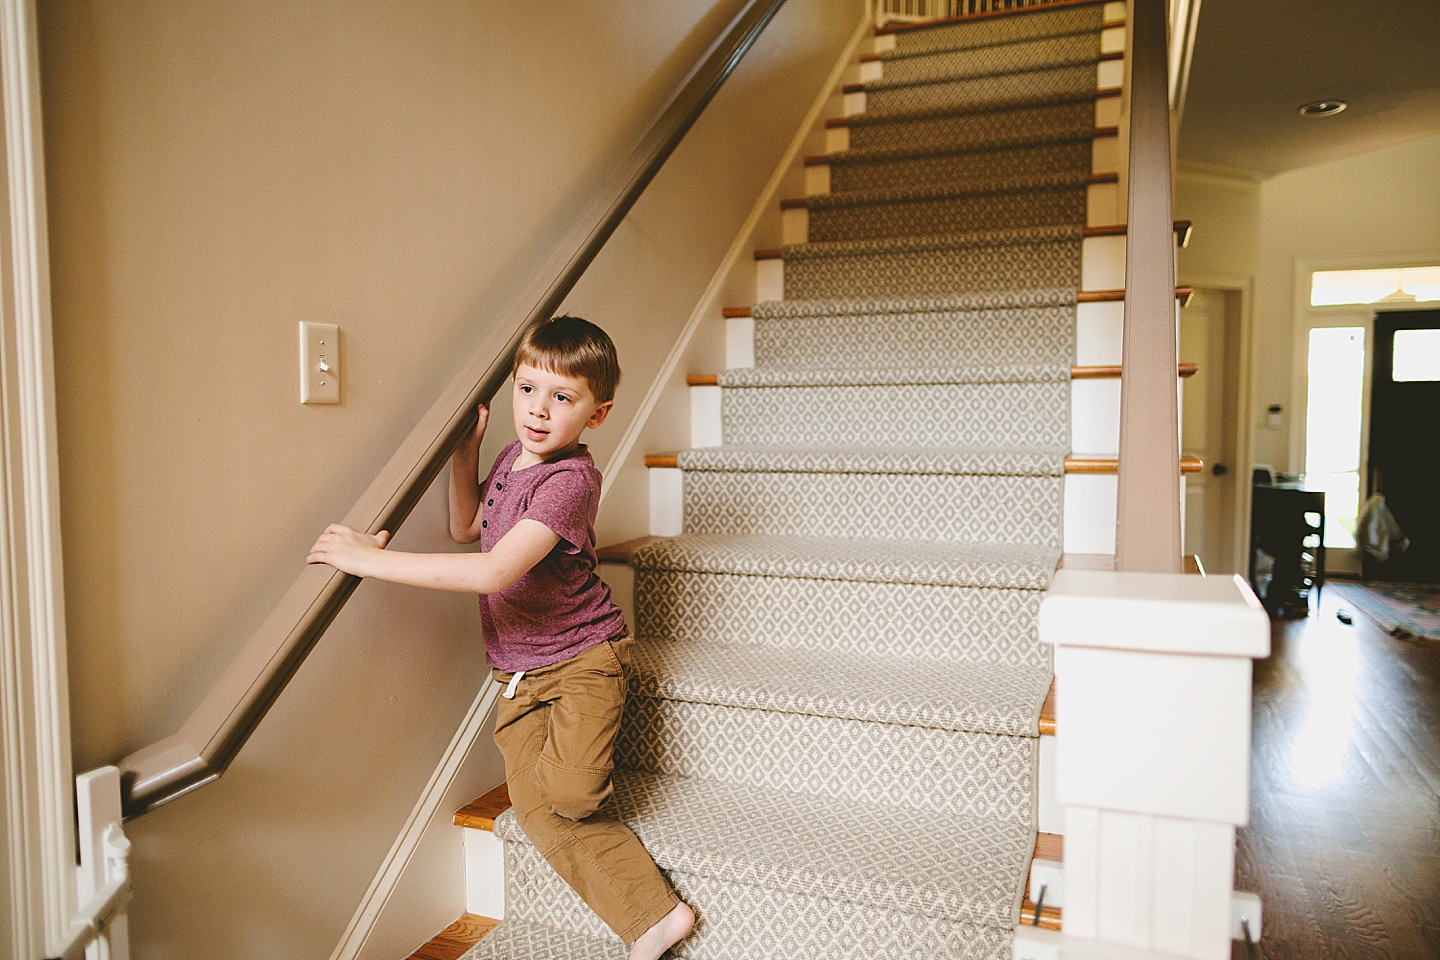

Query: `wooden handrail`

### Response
(114, 0, 792, 821)
(1113, 0, 1182, 574)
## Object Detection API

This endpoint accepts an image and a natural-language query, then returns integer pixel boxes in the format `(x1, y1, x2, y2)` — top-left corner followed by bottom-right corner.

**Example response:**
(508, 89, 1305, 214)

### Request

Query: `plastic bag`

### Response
(1357, 494, 1409, 562)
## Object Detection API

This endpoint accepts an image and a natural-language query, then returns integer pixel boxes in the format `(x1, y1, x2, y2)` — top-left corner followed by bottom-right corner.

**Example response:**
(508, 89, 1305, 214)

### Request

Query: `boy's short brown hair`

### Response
(513, 316, 621, 403)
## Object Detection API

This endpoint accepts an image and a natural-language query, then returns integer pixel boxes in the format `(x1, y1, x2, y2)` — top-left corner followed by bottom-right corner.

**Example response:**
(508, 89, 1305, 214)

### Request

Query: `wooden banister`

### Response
(1113, 0, 1182, 575)
(115, 0, 792, 821)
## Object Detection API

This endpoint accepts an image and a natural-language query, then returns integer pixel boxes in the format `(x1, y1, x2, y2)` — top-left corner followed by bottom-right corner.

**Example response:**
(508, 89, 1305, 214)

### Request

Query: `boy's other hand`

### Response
(307, 523, 391, 578)
(454, 403, 489, 461)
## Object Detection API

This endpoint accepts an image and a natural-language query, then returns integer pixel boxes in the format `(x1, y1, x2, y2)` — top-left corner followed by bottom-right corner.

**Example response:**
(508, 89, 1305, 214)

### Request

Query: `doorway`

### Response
(1181, 288, 1243, 573)
(1365, 309, 1440, 583)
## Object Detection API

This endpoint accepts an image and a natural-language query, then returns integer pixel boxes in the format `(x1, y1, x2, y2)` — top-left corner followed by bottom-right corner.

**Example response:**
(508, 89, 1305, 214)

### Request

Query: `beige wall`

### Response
(39, 0, 861, 956)
(1178, 134, 1440, 475)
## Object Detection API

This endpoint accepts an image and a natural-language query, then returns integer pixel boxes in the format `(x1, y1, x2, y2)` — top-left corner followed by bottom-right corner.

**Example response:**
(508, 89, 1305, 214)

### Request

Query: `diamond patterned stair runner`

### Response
(466, 3, 1104, 957)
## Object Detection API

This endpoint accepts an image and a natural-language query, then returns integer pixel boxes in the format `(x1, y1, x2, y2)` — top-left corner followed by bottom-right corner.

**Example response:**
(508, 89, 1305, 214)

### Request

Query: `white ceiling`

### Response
(1178, 0, 1440, 180)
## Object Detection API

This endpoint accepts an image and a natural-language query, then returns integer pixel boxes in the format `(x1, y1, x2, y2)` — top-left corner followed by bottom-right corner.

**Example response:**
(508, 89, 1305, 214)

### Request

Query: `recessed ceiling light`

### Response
(1299, 100, 1347, 117)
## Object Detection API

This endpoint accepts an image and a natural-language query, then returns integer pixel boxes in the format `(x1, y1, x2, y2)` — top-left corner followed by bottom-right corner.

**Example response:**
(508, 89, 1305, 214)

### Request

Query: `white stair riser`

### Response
(1100, 25, 1125, 55)
(1039, 731, 1060, 833)
(1028, 856, 1065, 910)
(1087, 181, 1119, 226)
(1064, 473, 1117, 555)
(463, 827, 506, 919)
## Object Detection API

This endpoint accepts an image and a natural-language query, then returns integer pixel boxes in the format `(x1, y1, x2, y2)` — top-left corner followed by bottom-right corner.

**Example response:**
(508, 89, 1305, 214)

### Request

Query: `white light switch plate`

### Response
(300, 322, 340, 404)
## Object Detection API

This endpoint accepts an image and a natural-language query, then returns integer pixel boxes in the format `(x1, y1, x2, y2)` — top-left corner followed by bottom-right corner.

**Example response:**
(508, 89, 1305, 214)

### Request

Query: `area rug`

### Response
(1329, 580, 1440, 642)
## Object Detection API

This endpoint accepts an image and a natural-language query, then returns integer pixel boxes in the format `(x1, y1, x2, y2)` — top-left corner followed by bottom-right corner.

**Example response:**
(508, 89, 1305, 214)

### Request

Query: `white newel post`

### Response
(1014, 570, 1269, 960)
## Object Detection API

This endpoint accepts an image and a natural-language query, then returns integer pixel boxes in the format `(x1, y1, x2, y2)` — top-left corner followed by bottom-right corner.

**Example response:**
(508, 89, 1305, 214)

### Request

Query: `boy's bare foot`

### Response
(629, 901, 694, 960)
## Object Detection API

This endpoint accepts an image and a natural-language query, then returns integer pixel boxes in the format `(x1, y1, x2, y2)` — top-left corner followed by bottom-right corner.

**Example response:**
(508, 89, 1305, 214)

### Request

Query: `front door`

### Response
(1366, 309, 1440, 582)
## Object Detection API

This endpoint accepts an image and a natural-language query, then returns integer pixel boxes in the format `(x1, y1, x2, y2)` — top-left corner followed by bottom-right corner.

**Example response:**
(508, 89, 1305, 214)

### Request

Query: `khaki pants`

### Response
(492, 639, 679, 944)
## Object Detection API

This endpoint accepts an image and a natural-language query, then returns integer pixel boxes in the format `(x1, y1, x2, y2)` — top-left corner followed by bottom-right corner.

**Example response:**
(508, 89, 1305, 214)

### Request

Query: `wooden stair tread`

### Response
(686, 364, 1196, 387)
(875, 0, 1113, 35)
(453, 782, 511, 830)
(722, 285, 1191, 318)
(644, 452, 1204, 474)
(1019, 901, 1063, 930)
(597, 536, 668, 564)
(1039, 680, 1056, 737)
(407, 914, 499, 960)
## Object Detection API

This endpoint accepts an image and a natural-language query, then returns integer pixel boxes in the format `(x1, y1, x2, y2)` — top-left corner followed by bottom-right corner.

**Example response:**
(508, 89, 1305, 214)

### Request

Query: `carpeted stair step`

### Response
(818, 131, 1097, 194)
(748, 289, 1076, 369)
(631, 531, 1056, 589)
(882, 2, 1106, 52)
(461, 917, 620, 960)
(486, 818, 1014, 960)
(833, 88, 1111, 149)
(497, 769, 1033, 928)
(635, 573, 1047, 666)
(773, 225, 1082, 300)
(615, 701, 1033, 823)
(628, 636, 1051, 738)
(674, 444, 1065, 546)
(859, 60, 1101, 117)
(799, 171, 1088, 242)
(714, 364, 1070, 448)
(874, 31, 1101, 90)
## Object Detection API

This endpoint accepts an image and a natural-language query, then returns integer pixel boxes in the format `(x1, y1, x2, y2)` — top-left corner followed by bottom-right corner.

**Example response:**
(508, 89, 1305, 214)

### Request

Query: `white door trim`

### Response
(1180, 272, 1254, 576)
(0, 0, 78, 956)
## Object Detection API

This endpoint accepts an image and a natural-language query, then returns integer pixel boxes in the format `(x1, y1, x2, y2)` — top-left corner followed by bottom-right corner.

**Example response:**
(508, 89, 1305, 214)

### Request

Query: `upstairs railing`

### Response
(1114, 0, 1183, 572)
(875, 0, 1075, 27)
(110, 0, 791, 822)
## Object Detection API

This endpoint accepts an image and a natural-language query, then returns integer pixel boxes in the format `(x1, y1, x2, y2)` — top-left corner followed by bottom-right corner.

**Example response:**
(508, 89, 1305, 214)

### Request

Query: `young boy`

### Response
(308, 316, 694, 960)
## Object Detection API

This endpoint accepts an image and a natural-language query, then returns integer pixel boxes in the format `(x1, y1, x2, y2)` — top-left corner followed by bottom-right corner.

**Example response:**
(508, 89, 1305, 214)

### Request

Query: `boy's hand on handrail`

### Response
(452, 403, 489, 464)
(307, 524, 392, 579)
(448, 404, 489, 543)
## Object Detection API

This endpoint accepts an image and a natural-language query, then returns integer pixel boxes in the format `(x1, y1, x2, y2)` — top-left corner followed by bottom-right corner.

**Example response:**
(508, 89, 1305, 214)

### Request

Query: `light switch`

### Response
(300, 322, 341, 404)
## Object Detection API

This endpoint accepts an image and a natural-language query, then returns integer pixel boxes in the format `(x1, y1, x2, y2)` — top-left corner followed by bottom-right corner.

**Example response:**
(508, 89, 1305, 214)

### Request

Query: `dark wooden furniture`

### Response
(1249, 484, 1325, 618)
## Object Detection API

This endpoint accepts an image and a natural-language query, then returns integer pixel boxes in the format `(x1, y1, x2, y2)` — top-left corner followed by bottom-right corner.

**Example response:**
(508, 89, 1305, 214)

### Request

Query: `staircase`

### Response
(461, 3, 1127, 957)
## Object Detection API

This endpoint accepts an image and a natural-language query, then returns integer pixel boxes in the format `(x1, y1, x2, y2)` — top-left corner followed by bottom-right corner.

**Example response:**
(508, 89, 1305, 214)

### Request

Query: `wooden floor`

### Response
(1234, 585, 1440, 958)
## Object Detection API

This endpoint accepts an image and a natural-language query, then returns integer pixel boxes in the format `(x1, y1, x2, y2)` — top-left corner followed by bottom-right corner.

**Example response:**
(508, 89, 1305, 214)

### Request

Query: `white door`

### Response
(1180, 288, 1242, 573)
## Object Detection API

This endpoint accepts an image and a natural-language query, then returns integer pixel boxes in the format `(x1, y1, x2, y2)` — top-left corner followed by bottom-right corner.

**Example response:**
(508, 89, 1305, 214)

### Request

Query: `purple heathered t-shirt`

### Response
(477, 440, 626, 672)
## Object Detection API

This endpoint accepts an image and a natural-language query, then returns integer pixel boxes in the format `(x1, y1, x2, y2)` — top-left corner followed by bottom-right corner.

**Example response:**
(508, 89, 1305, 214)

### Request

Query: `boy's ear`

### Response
(586, 400, 614, 429)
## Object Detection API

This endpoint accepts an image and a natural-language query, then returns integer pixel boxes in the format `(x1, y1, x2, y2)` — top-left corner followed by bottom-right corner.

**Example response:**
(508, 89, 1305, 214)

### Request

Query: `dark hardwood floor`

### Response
(1234, 586, 1440, 959)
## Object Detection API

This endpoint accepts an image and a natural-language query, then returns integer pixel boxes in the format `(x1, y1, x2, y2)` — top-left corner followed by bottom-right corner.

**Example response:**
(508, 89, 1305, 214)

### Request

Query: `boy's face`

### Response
(511, 362, 612, 467)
